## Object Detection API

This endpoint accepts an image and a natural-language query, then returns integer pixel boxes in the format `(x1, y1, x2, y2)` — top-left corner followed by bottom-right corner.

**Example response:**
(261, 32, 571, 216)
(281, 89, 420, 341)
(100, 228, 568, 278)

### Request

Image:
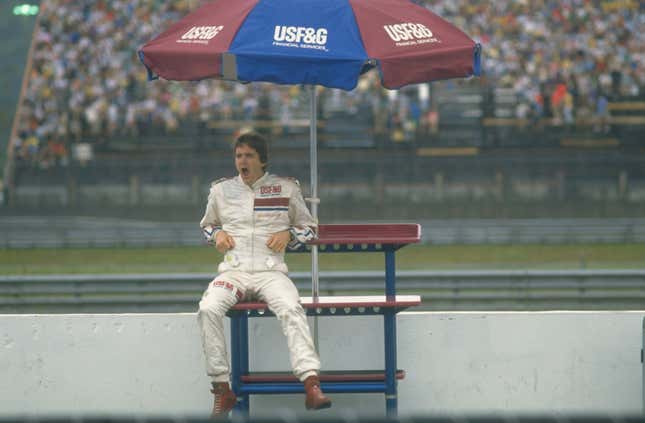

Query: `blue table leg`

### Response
(384, 247, 398, 418)
(230, 313, 242, 417)
(231, 313, 250, 418)
(239, 312, 250, 415)
(230, 313, 240, 414)
(385, 248, 396, 300)
(384, 309, 398, 419)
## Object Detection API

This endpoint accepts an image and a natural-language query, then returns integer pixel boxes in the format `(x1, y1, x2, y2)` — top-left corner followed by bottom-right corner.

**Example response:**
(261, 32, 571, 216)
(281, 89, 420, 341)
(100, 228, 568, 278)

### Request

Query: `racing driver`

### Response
(197, 131, 331, 417)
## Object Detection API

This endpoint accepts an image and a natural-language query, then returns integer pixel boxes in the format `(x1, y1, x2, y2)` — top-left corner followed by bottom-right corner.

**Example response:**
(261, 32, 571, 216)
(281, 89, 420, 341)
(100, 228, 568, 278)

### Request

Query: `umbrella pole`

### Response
(309, 85, 320, 351)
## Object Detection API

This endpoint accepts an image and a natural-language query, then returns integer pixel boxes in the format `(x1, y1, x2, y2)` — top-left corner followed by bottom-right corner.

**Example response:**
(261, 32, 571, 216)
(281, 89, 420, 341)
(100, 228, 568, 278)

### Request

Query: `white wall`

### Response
(1, 311, 643, 419)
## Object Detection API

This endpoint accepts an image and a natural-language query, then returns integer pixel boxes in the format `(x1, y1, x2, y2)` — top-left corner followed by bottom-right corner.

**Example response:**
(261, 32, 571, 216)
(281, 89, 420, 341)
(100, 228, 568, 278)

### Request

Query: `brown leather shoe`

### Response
(304, 375, 332, 410)
(210, 382, 237, 417)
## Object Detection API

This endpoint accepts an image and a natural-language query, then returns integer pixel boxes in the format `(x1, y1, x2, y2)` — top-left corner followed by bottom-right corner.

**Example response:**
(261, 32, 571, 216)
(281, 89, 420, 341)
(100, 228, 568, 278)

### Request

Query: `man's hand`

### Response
(266, 230, 291, 253)
(215, 230, 235, 253)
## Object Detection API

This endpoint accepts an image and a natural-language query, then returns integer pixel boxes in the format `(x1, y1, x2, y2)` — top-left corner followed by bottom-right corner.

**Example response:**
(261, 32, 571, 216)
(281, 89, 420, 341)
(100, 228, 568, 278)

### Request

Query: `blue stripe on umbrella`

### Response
(229, 0, 368, 90)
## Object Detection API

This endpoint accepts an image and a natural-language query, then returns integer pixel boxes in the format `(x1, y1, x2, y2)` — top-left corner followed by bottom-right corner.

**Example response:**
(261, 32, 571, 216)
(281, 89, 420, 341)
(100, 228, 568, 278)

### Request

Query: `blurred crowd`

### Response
(11, 0, 645, 167)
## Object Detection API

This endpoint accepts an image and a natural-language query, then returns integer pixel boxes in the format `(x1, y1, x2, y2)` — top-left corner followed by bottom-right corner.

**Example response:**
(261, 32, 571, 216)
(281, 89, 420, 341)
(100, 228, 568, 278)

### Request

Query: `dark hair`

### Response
(234, 131, 268, 170)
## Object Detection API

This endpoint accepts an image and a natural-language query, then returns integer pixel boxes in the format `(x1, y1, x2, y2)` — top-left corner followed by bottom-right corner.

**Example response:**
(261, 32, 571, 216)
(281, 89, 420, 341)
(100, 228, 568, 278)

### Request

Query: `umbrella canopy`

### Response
(139, 0, 481, 90)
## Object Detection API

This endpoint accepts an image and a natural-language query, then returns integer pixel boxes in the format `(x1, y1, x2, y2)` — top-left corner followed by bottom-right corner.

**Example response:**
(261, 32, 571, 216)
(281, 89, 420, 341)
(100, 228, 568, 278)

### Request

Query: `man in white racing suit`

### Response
(198, 131, 331, 417)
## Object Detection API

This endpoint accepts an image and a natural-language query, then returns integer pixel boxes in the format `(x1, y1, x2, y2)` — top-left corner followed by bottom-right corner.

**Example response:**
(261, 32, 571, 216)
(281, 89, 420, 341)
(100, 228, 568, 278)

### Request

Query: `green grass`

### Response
(1, 243, 644, 275)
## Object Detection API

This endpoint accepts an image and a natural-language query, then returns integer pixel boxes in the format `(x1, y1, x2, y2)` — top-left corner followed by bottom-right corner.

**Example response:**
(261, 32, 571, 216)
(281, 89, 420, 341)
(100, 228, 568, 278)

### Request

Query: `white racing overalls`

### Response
(197, 173, 319, 383)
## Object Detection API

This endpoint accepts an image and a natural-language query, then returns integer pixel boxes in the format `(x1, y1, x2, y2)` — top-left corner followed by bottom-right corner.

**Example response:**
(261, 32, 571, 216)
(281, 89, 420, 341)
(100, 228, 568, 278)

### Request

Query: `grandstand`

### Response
(1, 0, 644, 219)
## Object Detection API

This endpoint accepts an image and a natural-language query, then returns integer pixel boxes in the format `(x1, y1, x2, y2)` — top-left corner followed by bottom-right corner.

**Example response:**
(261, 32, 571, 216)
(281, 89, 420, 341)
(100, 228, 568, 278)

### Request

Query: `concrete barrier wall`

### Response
(1, 311, 643, 418)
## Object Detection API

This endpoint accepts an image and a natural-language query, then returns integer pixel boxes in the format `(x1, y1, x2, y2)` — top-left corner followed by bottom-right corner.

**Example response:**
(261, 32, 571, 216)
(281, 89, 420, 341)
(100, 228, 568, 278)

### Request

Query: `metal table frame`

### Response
(227, 224, 421, 419)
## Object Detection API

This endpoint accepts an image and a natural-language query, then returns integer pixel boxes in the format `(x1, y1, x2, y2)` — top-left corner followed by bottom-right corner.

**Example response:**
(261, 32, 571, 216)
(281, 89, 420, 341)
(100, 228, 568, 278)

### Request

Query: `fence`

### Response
(7, 150, 645, 219)
(1, 217, 644, 249)
(2, 269, 644, 313)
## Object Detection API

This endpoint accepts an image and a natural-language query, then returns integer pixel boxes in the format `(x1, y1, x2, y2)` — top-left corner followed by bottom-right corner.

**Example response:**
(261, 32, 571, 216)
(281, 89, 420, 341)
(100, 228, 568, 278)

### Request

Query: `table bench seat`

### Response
(230, 295, 421, 316)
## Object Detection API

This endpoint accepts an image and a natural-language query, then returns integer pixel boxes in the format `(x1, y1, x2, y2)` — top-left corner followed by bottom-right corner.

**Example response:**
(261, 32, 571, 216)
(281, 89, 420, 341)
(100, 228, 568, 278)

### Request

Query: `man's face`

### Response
(235, 143, 265, 186)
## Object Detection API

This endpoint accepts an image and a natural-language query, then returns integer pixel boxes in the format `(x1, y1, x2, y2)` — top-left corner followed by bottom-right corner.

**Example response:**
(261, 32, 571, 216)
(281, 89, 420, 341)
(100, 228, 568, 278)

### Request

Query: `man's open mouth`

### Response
(241, 168, 249, 177)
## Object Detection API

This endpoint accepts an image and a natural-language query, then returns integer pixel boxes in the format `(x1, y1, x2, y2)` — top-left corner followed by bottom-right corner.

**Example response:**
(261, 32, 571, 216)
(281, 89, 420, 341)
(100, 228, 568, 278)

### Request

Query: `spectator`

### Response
(12, 0, 645, 166)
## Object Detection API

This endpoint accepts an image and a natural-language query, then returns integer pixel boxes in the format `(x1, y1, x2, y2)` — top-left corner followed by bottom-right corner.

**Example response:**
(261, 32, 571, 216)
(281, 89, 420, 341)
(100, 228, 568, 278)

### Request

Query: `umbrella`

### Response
(138, 0, 481, 299)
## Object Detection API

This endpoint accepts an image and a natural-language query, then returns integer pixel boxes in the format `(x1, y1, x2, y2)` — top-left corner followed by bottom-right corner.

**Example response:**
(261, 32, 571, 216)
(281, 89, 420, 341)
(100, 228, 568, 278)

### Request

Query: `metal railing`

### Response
(2, 270, 644, 313)
(2, 217, 645, 248)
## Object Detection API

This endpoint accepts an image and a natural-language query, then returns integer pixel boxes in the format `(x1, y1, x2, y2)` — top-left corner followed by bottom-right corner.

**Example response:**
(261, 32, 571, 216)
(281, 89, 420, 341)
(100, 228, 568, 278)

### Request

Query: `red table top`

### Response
(310, 223, 421, 245)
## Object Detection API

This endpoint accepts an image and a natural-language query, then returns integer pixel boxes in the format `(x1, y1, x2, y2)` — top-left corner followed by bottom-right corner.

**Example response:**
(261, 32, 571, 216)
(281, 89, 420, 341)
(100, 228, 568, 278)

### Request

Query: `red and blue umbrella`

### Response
(138, 0, 481, 297)
(139, 0, 480, 89)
